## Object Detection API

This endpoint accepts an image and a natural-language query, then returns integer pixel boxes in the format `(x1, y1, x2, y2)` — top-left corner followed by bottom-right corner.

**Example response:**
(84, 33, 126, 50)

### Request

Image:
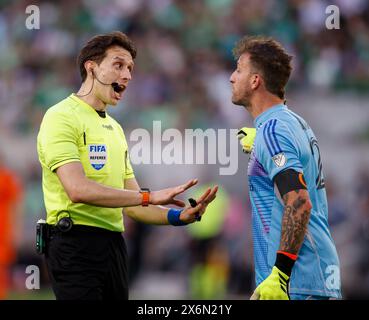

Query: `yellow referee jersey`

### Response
(37, 94, 135, 232)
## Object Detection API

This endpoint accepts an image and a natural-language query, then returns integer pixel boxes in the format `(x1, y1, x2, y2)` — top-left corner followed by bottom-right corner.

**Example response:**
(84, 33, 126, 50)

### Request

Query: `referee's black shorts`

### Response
(45, 225, 128, 300)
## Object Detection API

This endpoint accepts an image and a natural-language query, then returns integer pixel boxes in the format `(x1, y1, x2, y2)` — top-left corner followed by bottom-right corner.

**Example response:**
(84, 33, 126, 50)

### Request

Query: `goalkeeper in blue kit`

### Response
(230, 36, 342, 300)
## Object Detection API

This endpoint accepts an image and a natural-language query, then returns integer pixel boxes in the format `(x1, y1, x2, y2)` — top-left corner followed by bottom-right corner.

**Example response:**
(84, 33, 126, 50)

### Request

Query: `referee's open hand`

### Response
(180, 185, 218, 224)
(150, 179, 199, 207)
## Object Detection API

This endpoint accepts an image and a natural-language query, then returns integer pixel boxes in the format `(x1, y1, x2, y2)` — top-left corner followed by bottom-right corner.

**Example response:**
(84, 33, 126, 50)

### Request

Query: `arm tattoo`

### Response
(279, 190, 311, 254)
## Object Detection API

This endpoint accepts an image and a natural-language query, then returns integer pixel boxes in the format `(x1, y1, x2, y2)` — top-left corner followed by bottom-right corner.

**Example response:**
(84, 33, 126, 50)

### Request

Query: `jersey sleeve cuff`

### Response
(49, 158, 81, 172)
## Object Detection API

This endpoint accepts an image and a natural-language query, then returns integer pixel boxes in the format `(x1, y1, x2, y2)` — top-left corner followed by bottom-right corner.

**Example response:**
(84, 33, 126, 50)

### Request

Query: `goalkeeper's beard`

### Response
(234, 89, 253, 109)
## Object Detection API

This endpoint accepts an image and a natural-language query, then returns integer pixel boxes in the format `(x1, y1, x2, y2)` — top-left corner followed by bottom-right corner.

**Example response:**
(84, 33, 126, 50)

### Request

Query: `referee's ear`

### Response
(84, 61, 95, 79)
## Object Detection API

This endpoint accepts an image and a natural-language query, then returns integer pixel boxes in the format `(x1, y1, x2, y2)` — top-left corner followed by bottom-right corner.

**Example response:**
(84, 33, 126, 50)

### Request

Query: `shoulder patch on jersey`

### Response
(272, 152, 286, 167)
(89, 144, 107, 170)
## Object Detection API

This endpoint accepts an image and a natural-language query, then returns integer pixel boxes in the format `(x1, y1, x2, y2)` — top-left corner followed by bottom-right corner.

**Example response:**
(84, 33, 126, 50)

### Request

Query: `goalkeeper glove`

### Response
(237, 127, 256, 153)
(250, 251, 297, 300)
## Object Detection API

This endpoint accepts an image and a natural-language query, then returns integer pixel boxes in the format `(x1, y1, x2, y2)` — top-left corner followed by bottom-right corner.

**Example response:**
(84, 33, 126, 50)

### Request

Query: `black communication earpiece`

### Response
(91, 70, 124, 93)
(111, 82, 124, 93)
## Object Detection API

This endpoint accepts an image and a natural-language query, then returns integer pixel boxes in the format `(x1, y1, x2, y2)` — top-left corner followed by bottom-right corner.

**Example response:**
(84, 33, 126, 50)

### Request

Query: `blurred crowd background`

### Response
(0, 0, 369, 299)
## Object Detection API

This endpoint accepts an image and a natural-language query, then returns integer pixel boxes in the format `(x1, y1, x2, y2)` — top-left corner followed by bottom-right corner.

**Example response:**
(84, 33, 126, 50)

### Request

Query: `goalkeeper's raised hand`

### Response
(237, 127, 256, 153)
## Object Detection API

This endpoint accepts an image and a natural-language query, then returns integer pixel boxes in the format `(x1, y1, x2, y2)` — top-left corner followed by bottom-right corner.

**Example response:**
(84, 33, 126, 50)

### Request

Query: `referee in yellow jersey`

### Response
(37, 31, 218, 300)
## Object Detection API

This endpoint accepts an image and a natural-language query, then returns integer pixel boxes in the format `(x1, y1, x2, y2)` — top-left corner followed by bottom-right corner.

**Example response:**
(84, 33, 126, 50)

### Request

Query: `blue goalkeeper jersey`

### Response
(247, 103, 341, 298)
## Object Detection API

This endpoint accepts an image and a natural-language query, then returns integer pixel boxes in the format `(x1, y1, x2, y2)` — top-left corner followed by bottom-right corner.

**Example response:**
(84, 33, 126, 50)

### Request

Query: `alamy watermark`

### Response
(25, 5, 40, 30)
(325, 5, 340, 29)
(25, 265, 40, 290)
(128, 121, 240, 176)
(25, 3, 341, 32)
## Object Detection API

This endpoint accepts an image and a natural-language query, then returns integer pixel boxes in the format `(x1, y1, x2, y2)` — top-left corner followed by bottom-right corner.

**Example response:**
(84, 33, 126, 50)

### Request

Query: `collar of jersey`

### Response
(70, 94, 107, 117)
(254, 103, 287, 129)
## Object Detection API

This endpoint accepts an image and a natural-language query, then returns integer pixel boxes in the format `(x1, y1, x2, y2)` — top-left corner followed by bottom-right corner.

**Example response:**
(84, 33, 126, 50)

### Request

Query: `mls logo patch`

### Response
(88, 144, 107, 170)
(272, 152, 286, 167)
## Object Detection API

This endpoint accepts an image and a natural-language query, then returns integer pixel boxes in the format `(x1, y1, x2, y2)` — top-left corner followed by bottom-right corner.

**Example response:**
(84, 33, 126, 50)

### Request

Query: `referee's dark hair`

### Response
(77, 31, 137, 82)
(233, 36, 292, 100)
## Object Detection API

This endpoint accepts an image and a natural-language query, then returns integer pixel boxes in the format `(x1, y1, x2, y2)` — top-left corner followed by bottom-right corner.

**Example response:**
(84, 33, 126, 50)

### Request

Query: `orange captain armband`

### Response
(140, 188, 150, 207)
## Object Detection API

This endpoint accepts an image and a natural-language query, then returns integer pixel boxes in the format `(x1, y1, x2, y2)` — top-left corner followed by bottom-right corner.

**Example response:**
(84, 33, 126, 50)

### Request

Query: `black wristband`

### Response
(275, 252, 296, 277)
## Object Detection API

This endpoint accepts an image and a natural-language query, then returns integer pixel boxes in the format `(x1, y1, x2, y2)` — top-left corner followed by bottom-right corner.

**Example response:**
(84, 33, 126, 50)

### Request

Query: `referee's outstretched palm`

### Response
(150, 179, 218, 224)
(150, 179, 199, 207)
